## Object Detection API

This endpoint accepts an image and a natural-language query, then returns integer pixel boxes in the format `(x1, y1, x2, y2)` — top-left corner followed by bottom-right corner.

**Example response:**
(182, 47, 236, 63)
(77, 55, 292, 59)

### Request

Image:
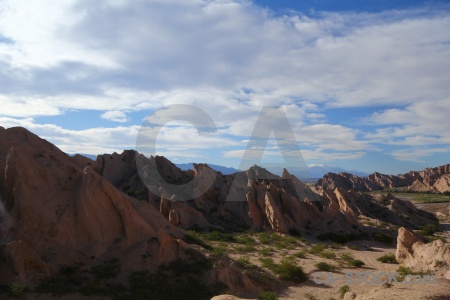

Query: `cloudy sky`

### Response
(0, 0, 449, 174)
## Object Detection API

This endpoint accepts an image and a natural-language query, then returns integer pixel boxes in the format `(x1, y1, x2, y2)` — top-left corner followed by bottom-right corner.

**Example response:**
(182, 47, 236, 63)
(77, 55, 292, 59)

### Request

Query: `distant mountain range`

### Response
(77, 154, 368, 180)
(175, 163, 240, 175)
(175, 162, 369, 179)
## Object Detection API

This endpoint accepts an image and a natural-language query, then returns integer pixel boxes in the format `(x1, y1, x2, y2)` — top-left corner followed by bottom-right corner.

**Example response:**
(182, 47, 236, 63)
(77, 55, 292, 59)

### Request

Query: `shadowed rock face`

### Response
(96, 150, 362, 234)
(0, 127, 188, 284)
(316, 165, 450, 193)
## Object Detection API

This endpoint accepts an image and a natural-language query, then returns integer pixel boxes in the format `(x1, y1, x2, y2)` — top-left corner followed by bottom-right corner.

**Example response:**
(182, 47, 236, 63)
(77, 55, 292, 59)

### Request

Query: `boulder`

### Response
(396, 227, 450, 276)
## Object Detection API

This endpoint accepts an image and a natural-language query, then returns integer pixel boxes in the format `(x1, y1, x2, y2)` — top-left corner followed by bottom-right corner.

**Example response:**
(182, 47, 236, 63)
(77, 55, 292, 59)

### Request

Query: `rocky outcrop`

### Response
(322, 190, 438, 230)
(396, 227, 450, 277)
(0, 127, 188, 284)
(100, 152, 362, 234)
(316, 165, 450, 192)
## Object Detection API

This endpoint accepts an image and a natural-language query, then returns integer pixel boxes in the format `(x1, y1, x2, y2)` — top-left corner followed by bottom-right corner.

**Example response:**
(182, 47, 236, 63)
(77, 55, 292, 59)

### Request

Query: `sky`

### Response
(0, 0, 449, 175)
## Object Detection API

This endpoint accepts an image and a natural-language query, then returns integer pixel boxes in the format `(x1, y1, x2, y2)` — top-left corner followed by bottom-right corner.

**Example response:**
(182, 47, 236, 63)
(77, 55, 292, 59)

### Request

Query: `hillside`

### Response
(0, 126, 446, 300)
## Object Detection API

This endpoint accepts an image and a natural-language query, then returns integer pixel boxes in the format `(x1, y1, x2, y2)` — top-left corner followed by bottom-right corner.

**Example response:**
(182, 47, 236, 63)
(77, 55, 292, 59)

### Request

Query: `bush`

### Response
(259, 258, 307, 283)
(292, 250, 307, 258)
(377, 253, 398, 264)
(395, 266, 430, 282)
(203, 231, 235, 242)
(259, 248, 273, 256)
(8, 283, 27, 298)
(320, 250, 336, 259)
(340, 253, 364, 267)
(259, 257, 277, 270)
(259, 291, 278, 300)
(275, 259, 308, 283)
(308, 243, 328, 254)
(372, 232, 393, 244)
(315, 262, 337, 271)
(421, 223, 438, 236)
(339, 285, 350, 299)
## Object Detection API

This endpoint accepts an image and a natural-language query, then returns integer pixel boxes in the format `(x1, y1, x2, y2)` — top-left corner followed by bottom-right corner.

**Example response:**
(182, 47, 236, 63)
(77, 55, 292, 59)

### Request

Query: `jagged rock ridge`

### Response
(316, 165, 450, 193)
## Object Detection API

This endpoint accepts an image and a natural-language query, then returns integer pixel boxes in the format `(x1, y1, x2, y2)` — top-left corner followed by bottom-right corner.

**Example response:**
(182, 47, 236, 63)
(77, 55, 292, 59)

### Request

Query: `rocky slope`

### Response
(0, 127, 196, 285)
(396, 227, 450, 279)
(96, 150, 364, 235)
(0, 126, 442, 298)
(97, 150, 437, 235)
(0, 127, 272, 298)
(316, 164, 450, 192)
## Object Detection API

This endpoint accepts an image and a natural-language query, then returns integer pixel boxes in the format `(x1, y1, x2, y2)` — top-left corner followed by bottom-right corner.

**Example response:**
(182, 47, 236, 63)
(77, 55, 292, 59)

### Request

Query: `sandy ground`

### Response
(274, 201, 450, 300)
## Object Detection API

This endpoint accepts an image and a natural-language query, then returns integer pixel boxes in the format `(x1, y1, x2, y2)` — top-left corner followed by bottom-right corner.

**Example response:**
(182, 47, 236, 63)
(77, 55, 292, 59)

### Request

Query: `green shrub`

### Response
(237, 256, 251, 266)
(315, 262, 337, 271)
(259, 248, 273, 256)
(183, 231, 213, 250)
(259, 257, 277, 270)
(340, 253, 364, 267)
(259, 258, 307, 283)
(259, 290, 278, 300)
(421, 223, 438, 236)
(372, 232, 393, 244)
(308, 243, 327, 254)
(292, 250, 307, 258)
(8, 283, 27, 298)
(275, 259, 308, 283)
(339, 285, 350, 299)
(203, 230, 235, 242)
(320, 250, 336, 259)
(236, 235, 257, 245)
(234, 244, 257, 252)
(377, 253, 398, 264)
(395, 266, 430, 282)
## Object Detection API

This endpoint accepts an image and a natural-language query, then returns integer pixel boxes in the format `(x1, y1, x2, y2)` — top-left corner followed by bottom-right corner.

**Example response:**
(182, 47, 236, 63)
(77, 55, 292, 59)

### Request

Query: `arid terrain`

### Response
(1, 126, 450, 300)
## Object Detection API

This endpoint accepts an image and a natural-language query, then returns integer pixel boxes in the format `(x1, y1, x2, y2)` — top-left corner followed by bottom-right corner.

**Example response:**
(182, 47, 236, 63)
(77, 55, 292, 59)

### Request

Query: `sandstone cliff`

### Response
(0, 127, 190, 285)
(0, 127, 286, 298)
(396, 227, 450, 279)
(96, 150, 362, 235)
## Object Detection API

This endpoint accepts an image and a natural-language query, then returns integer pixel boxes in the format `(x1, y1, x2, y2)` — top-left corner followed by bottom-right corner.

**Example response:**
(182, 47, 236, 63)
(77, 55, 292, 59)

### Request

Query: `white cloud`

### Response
(0, 117, 139, 154)
(367, 98, 450, 146)
(101, 111, 128, 122)
(0, 0, 449, 167)
(392, 148, 449, 162)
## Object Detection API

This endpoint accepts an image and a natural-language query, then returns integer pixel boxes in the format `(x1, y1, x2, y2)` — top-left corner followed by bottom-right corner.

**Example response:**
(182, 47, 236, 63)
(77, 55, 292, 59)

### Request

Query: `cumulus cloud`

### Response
(0, 0, 449, 166)
(392, 148, 449, 162)
(101, 111, 128, 122)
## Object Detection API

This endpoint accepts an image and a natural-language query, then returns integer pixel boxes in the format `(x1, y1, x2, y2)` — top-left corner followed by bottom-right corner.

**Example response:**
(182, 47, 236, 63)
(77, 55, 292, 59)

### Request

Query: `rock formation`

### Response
(0, 127, 191, 285)
(0, 127, 291, 298)
(316, 165, 450, 193)
(396, 227, 450, 279)
(96, 150, 363, 235)
(322, 190, 438, 230)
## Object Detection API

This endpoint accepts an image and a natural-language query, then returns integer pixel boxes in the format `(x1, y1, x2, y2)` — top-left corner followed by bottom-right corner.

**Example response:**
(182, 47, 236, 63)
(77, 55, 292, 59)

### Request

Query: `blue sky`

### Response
(0, 0, 449, 175)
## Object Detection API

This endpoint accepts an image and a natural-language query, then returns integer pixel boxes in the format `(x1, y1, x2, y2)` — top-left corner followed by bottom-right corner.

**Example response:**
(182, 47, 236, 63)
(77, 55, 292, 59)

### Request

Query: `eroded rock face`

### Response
(316, 165, 450, 193)
(322, 190, 438, 230)
(396, 227, 450, 276)
(0, 127, 187, 284)
(101, 154, 363, 234)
